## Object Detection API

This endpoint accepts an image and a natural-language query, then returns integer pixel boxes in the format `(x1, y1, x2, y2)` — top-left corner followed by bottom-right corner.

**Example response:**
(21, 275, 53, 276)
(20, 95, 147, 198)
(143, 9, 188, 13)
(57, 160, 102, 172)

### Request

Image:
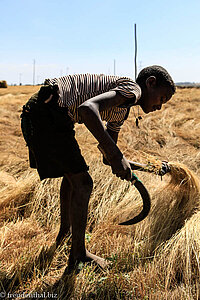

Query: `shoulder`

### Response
(110, 77, 141, 102)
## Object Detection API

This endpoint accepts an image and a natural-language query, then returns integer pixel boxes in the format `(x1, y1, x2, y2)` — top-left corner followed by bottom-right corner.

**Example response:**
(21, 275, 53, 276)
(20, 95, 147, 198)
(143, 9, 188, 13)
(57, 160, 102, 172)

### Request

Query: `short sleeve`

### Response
(105, 105, 131, 133)
(111, 78, 141, 102)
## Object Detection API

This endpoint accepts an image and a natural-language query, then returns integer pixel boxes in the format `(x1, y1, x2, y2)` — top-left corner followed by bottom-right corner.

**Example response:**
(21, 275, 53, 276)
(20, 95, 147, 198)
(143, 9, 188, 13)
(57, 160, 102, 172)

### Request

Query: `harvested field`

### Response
(0, 85, 200, 299)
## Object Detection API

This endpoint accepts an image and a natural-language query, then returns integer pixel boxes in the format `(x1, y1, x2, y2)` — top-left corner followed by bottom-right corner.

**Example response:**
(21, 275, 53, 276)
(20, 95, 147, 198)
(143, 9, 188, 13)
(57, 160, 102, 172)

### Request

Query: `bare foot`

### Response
(65, 250, 110, 275)
(85, 250, 109, 269)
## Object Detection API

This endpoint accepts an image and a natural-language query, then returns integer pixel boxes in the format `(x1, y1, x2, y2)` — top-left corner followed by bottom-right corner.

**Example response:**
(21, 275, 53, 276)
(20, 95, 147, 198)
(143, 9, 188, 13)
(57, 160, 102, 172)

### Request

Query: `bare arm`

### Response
(101, 128, 118, 165)
(78, 91, 132, 180)
(78, 91, 123, 158)
(106, 127, 119, 144)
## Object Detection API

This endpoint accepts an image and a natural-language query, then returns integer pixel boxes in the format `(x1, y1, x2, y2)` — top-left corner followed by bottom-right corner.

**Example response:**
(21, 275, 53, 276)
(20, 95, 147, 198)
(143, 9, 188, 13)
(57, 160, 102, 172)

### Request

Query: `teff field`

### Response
(0, 85, 200, 299)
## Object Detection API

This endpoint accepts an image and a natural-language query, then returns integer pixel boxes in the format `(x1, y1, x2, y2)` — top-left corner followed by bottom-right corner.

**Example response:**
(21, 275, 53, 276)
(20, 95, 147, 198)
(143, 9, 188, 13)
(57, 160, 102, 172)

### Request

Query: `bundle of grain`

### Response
(0, 174, 38, 223)
(104, 158, 200, 256)
(155, 210, 200, 290)
(0, 80, 8, 88)
(141, 161, 200, 254)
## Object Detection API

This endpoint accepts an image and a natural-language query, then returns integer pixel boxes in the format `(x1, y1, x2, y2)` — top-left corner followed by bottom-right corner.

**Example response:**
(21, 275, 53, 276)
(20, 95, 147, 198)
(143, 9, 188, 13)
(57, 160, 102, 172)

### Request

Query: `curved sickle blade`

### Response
(119, 178, 151, 225)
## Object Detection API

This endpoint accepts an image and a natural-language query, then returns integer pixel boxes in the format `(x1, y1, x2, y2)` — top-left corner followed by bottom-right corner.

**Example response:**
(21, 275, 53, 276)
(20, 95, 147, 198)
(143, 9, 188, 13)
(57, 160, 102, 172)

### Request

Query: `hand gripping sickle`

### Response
(97, 145, 171, 225)
(119, 161, 171, 225)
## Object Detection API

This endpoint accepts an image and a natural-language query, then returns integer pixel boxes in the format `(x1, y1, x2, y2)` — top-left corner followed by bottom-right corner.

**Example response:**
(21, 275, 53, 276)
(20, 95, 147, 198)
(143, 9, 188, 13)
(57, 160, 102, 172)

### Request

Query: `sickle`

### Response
(119, 172, 151, 225)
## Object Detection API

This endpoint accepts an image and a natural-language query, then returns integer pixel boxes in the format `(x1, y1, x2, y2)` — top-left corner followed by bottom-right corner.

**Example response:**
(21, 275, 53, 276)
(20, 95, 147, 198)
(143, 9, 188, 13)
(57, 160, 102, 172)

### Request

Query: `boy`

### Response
(21, 65, 175, 271)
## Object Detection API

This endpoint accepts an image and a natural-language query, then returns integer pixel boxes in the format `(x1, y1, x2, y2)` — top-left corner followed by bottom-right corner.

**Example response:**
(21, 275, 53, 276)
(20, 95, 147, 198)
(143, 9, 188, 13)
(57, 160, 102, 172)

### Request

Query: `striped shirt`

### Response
(44, 74, 141, 132)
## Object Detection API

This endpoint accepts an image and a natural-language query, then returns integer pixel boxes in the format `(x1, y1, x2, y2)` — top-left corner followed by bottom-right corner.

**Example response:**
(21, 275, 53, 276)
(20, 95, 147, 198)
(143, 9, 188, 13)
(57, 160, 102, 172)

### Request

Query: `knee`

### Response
(65, 171, 93, 193)
(78, 172, 93, 193)
(62, 175, 72, 189)
(60, 175, 72, 196)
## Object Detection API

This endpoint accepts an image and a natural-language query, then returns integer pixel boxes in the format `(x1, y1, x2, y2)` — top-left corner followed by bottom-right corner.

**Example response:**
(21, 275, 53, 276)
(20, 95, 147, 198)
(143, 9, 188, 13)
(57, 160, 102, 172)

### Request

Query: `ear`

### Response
(146, 76, 156, 88)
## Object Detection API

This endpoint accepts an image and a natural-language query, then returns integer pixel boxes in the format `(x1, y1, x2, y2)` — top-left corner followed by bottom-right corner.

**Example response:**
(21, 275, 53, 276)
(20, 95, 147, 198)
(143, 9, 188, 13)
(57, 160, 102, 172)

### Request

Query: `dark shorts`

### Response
(21, 85, 89, 180)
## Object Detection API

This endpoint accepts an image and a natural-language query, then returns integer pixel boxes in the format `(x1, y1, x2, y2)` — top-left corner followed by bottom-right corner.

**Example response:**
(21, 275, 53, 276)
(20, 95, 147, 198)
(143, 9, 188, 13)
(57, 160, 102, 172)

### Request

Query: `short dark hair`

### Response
(136, 65, 176, 94)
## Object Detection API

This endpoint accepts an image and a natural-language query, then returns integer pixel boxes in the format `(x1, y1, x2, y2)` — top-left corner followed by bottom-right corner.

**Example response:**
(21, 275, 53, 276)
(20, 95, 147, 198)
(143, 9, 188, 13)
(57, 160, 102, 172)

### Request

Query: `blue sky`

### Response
(1, 0, 200, 84)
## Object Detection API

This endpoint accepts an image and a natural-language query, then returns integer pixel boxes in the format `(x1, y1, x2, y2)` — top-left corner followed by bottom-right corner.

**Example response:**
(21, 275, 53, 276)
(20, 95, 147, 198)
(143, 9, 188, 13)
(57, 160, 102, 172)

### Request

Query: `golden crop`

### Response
(0, 86, 200, 299)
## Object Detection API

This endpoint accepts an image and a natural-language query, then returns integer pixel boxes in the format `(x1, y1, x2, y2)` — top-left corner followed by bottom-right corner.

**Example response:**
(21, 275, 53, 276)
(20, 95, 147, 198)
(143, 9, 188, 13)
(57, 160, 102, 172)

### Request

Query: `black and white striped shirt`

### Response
(45, 74, 141, 132)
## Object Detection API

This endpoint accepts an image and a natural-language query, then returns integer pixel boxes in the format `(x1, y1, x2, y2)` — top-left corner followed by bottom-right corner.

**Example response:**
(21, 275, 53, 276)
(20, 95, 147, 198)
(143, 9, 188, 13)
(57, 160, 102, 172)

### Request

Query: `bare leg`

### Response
(56, 176, 72, 247)
(67, 171, 108, 269)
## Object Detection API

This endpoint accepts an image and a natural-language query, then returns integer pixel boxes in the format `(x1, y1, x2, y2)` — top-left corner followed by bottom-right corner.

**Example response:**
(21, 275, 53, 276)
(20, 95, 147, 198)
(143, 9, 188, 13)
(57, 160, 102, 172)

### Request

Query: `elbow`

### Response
(78, 103, 96, 120)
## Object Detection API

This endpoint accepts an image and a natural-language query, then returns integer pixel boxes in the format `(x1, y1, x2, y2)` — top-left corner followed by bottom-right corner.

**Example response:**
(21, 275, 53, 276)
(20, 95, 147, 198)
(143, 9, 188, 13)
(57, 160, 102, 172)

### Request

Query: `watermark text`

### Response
(0, 291, 57, 299)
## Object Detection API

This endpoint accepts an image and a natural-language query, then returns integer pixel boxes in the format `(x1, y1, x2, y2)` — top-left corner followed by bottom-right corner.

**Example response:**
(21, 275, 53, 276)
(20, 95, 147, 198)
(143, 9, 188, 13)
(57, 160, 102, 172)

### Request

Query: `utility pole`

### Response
(139, 60, 142, 73)
(33, 59, 36, 86)
(134, 23, 137, 80)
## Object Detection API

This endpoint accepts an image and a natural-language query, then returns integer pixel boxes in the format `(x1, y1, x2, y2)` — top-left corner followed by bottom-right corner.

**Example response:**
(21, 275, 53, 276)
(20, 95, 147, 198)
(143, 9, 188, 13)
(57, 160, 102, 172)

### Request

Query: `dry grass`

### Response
(0, 86, 200, 299)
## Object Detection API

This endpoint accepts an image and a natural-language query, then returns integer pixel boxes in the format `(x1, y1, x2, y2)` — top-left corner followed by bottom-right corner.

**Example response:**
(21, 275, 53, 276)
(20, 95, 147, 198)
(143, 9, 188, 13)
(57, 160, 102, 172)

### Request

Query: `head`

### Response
(136, 65, 176, 114)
